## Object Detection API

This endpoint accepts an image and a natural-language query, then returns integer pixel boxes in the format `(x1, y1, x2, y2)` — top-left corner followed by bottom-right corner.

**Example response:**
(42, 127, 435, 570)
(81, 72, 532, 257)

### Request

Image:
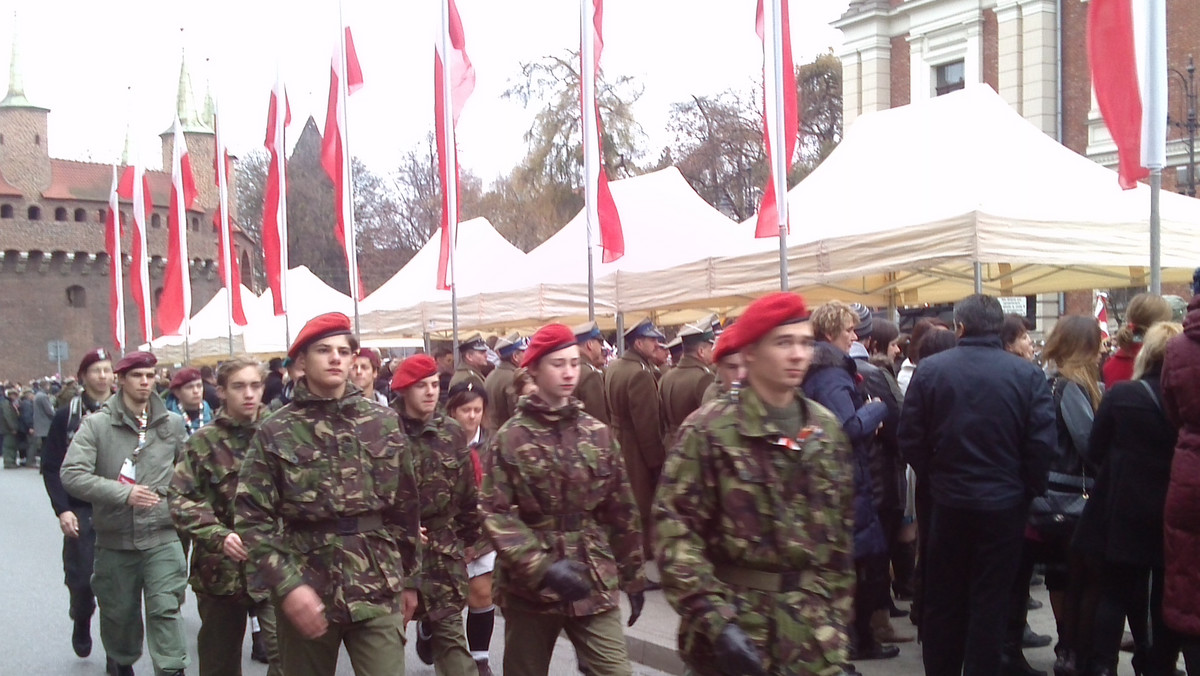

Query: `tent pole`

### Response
(778, 231, 788, 292)
(588, 245, 595, 321)
(1150, 169, 1162, 294)
(973, 262, 983, 294)
(615, 312, 624, 358)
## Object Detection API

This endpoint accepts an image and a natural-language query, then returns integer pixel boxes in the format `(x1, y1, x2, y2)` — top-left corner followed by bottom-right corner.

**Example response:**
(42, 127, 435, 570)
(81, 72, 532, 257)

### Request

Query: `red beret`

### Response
(356, 347, 382, 371)
(77, 348, 113, 379)
(522, 323, 579, 368)
(289, 312, 353, 359)
(169, 367, 203, 390)
(724, 293, 809, 353)
(115, 351, 157, 374)
(711, 322, 741, 363)
(390, 354, 438, 391)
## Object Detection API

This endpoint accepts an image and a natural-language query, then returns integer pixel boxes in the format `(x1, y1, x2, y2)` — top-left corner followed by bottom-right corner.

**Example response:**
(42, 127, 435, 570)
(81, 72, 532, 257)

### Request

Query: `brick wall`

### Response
(983, 9, 999, 92)
(891, 35, 911, 108)
(0, 108, 51, 195)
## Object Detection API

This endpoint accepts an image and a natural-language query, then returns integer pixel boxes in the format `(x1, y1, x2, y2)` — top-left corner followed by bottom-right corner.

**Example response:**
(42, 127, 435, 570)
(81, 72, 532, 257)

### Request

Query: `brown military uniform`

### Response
(604, 350, 665, 558)
(483, 361, 518, 430)
(659, 354, 715, 444)
(576, 363, 609, 424)
(450, 364, 486, 393)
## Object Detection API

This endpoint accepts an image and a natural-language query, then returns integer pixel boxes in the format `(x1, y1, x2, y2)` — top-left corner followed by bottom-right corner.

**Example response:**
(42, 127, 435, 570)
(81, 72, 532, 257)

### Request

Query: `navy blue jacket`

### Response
(899, 334, 1056, 511)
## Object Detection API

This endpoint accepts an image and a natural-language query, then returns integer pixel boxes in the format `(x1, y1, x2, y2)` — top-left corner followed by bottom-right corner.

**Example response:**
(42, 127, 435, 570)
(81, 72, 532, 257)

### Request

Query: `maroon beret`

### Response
(115, 351, 157, 375)
(522, 324, 579, 368)
(77, 348, 113, 379)
(724, 293, 809, 353)
(356, 347, 382, 371)
(289, 312, 353, 359)
(390, 354, 438, 391)
(169, 367, 203, 391)
(711, 322, 741, 363)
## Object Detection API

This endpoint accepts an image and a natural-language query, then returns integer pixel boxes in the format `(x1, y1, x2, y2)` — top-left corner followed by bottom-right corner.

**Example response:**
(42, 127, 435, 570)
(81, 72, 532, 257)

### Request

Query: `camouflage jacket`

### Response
(482, 394, 646, 616)
(659, 354, 716, 443)
(653, 386, 856, 676)
(398, 410, 480, 620)
(169, 406, 267, 599)
(234, 380, 421, 624)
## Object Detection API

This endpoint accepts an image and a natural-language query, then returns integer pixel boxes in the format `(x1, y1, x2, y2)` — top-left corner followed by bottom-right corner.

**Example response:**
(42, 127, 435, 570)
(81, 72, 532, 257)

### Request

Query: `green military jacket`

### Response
(169, 406, 267, 600)
(653, 386, 856, 676)
(483, 361, 517, 431)
(449, 364, 485, 393)
(234, 380, 421, 624)
(659, 354, 716, 443)
(576, 363, 609, 425)
(482, 394, 646, 617)
(604, 350, 666, 471)
(0, 399, 19, 436)
(398, 410, 481, 621)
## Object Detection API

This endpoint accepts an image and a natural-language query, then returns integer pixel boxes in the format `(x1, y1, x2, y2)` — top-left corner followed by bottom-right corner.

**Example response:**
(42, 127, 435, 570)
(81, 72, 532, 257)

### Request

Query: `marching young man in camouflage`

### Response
(169, 356, 282, 676)
(482, 323, 647, 676)
(234, 312, 421, 676)
(389, 353, 482, 676)
(654, 292, 857, 676)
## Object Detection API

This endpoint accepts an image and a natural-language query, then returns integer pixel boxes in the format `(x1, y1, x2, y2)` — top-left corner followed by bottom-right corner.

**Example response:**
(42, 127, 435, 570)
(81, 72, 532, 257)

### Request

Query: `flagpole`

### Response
(1146, 0, 1166, 294)
(279, 88, 291, 348)
(338, 1, 362, 337)
(215, 100, 235, 356)
(769, 0, 790, 292)
(581, 0, 597, 320)
(441, 0, 461, 356)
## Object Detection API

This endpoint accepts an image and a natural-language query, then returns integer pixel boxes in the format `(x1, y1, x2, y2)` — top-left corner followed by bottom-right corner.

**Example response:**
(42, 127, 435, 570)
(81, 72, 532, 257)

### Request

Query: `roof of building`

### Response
(40, 159, 173, 205)
(0, 168, 21, 197)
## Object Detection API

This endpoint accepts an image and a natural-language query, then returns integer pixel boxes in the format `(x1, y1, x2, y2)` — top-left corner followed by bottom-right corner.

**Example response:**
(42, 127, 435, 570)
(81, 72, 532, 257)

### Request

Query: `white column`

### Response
(1020, 0, 1059, 135)
(841, 50, 863, 127)
(995, 0, 1024, 111)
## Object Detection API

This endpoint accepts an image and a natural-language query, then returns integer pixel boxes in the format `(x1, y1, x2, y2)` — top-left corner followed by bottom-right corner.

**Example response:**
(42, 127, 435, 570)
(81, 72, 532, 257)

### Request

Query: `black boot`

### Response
(1001, 643, 1047, 676)
(415, 620, 434, 665)
(849, 638, 901, 660)
(250, 630, 268, 663)
(106, 656, 134, 676)
(71, 613, 92, 657)
(1023, 623, 1053, 649)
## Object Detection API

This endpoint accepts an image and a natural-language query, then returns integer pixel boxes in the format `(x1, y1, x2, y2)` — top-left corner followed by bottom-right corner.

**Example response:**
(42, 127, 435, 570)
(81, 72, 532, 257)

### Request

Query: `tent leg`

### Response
(1150, 169, 1162, 295)
(615, 313, 624, 358)
(973, 262, 983, 294)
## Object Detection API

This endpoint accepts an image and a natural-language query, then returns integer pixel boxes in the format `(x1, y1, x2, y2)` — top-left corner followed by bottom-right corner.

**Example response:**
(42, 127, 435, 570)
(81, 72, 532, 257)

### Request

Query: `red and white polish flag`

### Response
(435, 0, 476, 290)
(754, 0, 799, 239)
(213, 104, 247, 326)
(262, 71, 291, 316)
(321, 26, 365, 300)
(158, 117, 199, 337)
(1088, 0, 1167, 189)
(105, 165, 125, 353)
(1095, 292, 1110, 340)
(580, 0, 623, 263)
(117, 159, 153, 342)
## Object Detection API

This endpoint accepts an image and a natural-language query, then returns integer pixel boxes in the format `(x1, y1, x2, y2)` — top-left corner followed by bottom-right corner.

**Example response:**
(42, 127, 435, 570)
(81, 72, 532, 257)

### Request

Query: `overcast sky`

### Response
(3, 0, 850, 182)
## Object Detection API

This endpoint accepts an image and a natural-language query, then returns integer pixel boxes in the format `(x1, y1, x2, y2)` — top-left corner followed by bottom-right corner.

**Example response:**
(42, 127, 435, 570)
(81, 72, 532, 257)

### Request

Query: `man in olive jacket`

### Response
(61, 351, 190, 676)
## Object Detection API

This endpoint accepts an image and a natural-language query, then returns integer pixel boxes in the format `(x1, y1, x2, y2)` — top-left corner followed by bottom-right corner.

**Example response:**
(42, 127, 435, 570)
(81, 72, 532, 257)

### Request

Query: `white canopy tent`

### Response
(244, 265, 354, 354)
(142, 284, 261, 363)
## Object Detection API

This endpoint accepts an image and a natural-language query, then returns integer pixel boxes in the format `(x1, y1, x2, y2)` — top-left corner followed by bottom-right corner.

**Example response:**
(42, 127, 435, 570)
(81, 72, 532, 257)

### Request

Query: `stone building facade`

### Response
(0, 48, 254, 381)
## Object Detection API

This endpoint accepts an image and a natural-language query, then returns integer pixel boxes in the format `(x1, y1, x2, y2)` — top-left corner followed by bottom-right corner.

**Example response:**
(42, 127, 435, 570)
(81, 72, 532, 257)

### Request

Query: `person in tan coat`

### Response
(483, 332, 525, 430)
(659, 320, 717, 444)
(572, 322, 610, 424)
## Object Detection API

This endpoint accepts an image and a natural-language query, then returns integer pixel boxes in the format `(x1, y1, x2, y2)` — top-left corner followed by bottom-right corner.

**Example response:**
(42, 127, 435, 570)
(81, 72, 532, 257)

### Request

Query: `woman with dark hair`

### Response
(1003, 314, 1036, 361)
(1103, 293, 1172, 387)
(865, 318, 902, 376)
(897, 319, 950, 394)
(916, 329, 957, 361)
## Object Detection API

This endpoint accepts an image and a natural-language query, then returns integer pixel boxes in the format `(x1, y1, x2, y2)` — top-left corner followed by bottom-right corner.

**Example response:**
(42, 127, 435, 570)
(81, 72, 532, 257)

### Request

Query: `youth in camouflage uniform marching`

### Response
(60, 351, 191, 676)
(659, 319, 717, 443)
(483, 324, 647, 676)
(701, 325, 746, 405)
(484, 332, 525, 430)
(169, 357, 283, 676)
(450, 333, 489, 392)
(654, 293, 857, 676)
(572, 321, 611, 424)
(390, 354, 482, 676)
(234, 313, 422, 676)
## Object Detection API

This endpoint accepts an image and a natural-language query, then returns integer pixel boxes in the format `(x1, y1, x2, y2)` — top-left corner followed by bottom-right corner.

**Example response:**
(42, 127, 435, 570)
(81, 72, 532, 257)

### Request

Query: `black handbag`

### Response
(1029, 470, 1093, 542)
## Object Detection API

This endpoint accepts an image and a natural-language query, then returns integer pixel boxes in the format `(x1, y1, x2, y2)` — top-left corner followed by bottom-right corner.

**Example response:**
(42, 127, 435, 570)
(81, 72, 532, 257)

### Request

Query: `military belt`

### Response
(526, 512, 591, 532)
(291, 513, 385, 536)
(713, 564, 803, 593)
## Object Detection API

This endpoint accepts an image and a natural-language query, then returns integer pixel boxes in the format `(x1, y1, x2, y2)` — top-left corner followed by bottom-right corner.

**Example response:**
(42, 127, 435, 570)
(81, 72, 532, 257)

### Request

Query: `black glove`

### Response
(714, 623, 766, 676)
(626, 591, 645, 627)
(541, 560, 592, 602)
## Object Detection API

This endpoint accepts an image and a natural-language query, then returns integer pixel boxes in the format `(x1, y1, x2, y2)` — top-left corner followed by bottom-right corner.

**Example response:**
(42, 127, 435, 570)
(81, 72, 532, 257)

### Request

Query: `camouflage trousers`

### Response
(278, 610, 406, 676)
(502, 606, 631, 676)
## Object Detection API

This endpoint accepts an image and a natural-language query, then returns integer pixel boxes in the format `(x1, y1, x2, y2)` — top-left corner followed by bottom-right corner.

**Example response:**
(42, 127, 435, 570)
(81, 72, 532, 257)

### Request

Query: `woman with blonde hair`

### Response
(1103, 293, 1172, 387)
(1074, 322, 1184, 675)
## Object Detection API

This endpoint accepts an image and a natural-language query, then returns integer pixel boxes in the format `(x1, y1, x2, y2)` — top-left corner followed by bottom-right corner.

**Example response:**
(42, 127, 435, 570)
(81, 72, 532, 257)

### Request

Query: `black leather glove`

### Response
(541, 560, 592, 602)
(626, 591, 645, 627)
(714, 623, 766, 676)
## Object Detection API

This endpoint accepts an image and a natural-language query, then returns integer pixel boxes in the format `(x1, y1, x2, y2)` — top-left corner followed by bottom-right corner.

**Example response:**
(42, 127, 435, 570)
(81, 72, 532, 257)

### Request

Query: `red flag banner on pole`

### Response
(581, 0, 624, 263)
(435, 0, 476, 290)
(214, 105, 247, 327)
(262, 71, 291, 316)
(1088, 0, 1168, 189)
(105, 165, 126, 353)
(754, 0, 799, 239)
(1095, 292, 1110, 340)
(321, 26, 365, 300)
(158, 117, 198, 337)
(118, 161, 153, 341)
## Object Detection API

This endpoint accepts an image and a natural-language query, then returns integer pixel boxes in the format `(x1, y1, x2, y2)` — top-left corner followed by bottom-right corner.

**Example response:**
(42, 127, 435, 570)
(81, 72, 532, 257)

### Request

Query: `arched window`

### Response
(73, 208, 86, 222)
(240, 251, 252, 287)
(54, 207, 68, 221)
(66, 285, 87, 308)
(0, 204, 12, 219)
(27, 205, 41, 220)
(34, 134, 41, 146)
(97, 209, 105, 222)
(190, 216, 200, 232)
(153, 286, 163, 307)
(151, 213, 162, 228)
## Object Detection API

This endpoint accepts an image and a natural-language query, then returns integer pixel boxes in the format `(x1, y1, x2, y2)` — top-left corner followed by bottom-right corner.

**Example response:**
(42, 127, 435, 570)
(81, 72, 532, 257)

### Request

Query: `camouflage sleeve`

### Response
(234, 428, 305, 600)
(653, 420, 736, 644)
(387, 428, 422, 587)
(169, 433, 230, 545)
(482, 431, 553, 589)
(595, 434, 647, 593)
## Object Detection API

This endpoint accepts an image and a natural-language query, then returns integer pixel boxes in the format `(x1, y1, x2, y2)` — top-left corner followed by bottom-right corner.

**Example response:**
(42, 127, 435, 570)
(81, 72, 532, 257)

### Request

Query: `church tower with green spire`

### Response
(160, 51, 217, 214)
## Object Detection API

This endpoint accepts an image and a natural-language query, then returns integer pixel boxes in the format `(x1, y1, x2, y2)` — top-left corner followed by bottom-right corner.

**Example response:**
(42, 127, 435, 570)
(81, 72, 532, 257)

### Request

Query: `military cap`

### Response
(77, 348, 112, 379)
(522, 324, 578, 368)
(624, 318, 666, 344)
(849, 303, 873, 339)
(665, 335, 683, 350)
(724, 292, 809, 353)
(115, 351, 158, 374)
(573, 321, 604, 343)
(289, 312, 353, 359)
(169, 367, 203, 390)
(677, 321, 717, 346)
(356, 347, 382, 371)
(390, 354, 438, 391)
(712, 322, 741, 363)
(458, 332, 489, 353)
(495, 332, 528, 359)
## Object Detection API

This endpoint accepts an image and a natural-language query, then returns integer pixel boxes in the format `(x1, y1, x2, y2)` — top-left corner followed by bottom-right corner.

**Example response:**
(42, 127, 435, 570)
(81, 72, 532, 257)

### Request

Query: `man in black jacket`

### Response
(899, 294, 1056, 676)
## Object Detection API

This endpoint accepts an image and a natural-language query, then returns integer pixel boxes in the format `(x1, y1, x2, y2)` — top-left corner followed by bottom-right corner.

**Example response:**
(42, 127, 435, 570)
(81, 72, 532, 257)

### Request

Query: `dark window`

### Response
(935, 60, 966, 96)
(0, 134, 4, 145)
(66, 285, 86, 308)
(151, 213, 162, 228)
(73, 208, 86, 222)
(54, 207, 68, 221)
(97, 209, 105, 222)
(0, 204, 12, 219)
(153, 286, 163, 307)
(190, 216, 200, 232)
(34, 134, 40, 146)
(27, 205, 41, 220)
